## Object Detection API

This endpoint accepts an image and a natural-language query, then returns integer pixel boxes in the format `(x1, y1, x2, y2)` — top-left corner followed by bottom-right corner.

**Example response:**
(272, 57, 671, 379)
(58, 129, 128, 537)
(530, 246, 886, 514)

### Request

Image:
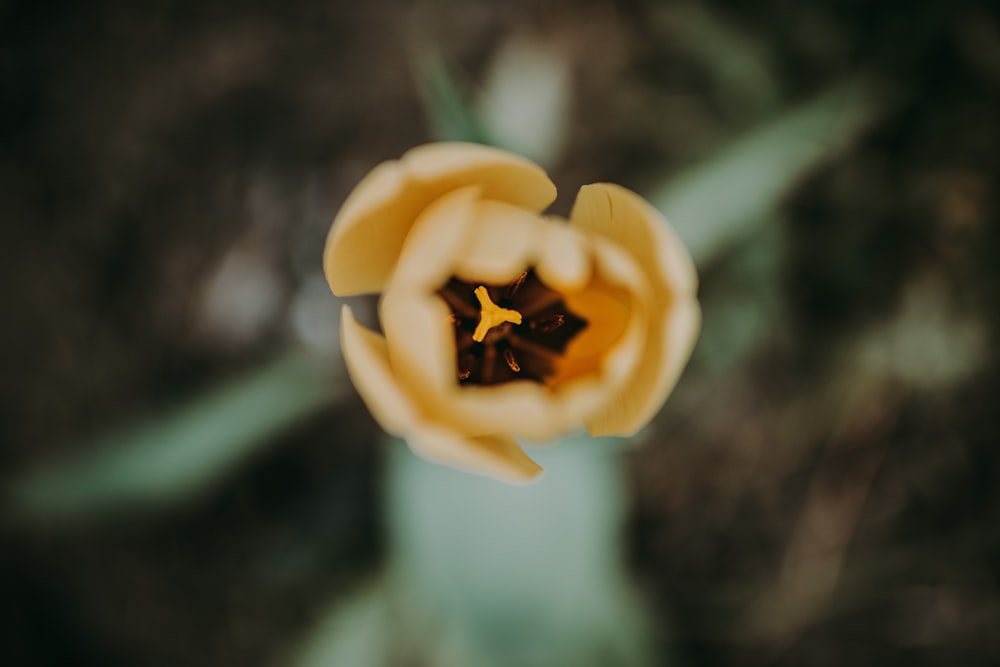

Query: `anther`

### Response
(457, 353, 476, 381)
(504, 348, 521, 373)
(505, 271, 528, 299)
(530, 314, 565, 332)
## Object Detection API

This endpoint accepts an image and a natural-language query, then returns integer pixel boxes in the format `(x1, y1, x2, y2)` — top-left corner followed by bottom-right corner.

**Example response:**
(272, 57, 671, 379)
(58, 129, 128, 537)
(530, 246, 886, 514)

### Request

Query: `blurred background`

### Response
(2, 0, 999, 665)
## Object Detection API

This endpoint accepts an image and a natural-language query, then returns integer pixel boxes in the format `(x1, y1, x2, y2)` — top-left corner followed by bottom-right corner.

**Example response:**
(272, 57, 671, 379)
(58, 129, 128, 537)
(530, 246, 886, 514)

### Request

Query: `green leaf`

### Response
(8, 351, 343, 521)
(652, 76, 890, 266)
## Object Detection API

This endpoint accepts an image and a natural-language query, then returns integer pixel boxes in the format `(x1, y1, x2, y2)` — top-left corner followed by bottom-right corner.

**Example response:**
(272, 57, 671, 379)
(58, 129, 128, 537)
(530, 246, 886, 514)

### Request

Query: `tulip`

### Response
(324, 143, 699, 482)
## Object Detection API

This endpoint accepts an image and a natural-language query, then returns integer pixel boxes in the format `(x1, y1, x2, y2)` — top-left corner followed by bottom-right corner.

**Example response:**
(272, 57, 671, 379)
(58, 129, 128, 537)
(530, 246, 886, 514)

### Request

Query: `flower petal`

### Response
(583, 298, 700, 436)
(380, 291, 456, 394)
(340, 304, 422, 435)
(442, 381, 581, 441)
(380, 186, 489, 399)
(324, 143, 557, 296)
(535, 219, 592, 293)
(558, 236, 650, 386)
(401, 143, 557, 211)
(341, 306, 542, 481)
(570, 182, 698, 296)
(452, 200, 540, 284)
(390, 185, 480, 292)
(569, 183, 700, 436)
(407, 427, 543, 484)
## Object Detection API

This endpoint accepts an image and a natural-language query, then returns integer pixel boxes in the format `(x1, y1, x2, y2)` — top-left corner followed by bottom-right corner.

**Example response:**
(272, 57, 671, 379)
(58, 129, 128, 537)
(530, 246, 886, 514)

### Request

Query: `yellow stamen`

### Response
(472, 286, 522, 342)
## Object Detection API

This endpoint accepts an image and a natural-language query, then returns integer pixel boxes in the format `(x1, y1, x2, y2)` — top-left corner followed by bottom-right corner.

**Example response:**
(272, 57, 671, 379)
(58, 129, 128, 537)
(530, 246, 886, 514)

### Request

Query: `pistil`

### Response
(472, 286, 523, 342)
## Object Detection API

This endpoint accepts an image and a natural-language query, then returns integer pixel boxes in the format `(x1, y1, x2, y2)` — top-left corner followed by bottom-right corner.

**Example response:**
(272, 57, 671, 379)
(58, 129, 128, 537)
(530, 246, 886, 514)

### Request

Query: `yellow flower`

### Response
(324, 143, 699, 483)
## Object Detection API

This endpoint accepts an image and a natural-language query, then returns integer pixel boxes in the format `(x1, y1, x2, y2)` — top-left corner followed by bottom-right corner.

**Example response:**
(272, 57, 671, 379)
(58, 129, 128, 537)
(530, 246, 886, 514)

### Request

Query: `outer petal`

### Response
(341, 306, 543, 482)
(571, 183, 698, 296)
(569, 183, 700, 436)
(324, 143, 557, 296)
(407, 425, 543, 484)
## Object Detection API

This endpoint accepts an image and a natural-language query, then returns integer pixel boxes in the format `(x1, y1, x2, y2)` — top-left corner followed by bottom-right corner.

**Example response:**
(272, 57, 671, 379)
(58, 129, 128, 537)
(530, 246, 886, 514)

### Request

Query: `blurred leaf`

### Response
(415, 49, 494, 145)
(653, 76, 890, 266)
(694, 224, 786, 372)
(8, 351, 344, 521)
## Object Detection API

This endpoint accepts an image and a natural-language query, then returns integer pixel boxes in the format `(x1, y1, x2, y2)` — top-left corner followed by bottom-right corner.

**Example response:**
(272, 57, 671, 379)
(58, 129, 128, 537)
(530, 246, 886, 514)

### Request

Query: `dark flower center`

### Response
(437, 270, 587, 386)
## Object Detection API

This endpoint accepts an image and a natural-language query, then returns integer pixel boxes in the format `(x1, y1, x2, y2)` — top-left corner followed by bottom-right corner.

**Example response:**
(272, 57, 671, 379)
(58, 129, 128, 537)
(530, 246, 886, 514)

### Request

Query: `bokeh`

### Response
(2, 1, 999, 665)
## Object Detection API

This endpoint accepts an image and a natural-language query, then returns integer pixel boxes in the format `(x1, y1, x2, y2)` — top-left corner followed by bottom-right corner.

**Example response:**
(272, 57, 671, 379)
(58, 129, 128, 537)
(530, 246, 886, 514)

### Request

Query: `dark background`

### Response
(2, 0, 998, 665)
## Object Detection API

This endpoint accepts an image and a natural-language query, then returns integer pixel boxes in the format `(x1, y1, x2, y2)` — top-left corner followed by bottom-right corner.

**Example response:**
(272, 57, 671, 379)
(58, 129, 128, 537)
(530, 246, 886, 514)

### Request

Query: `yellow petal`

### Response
(535, 219, 592, 293)
(324, 143, 557, 296)
(390, 185, 480, 292)
(453, 200, 540, 285)
(380, 185, 481, 399)
(380, 291, 456, 395)
(340, 304, 421, 435)
(558, 279, 634, 382)
(341, 306, 542, 482)
(569, 183, 700, 436)
(570, 182, 697, 296)
(407, 427, 543, 483)
(442, 382, 580, 441)
(583, 300, 700, 436)
(401, 143, 557, 211)
(558, 236, 649, 386)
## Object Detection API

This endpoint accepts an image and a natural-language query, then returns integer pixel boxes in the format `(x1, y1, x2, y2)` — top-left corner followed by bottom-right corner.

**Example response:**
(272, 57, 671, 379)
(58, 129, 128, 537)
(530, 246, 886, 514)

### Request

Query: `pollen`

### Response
(472, 285, 523, 342)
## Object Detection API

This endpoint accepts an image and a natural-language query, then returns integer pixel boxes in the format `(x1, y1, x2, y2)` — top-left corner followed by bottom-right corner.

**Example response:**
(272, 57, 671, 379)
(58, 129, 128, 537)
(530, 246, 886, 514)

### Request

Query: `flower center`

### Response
(437, 270, 588, 386)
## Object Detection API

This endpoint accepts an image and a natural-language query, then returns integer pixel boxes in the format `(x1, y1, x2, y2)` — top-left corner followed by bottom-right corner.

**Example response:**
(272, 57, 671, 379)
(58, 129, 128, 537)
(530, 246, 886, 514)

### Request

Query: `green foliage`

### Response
(653, 76, 888, 266)
(9, 351, 341, 521)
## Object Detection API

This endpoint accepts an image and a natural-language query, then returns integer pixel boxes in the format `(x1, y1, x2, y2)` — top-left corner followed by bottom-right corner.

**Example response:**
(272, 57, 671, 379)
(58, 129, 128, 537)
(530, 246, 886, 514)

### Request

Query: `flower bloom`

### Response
(324, 143, 699, 482)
